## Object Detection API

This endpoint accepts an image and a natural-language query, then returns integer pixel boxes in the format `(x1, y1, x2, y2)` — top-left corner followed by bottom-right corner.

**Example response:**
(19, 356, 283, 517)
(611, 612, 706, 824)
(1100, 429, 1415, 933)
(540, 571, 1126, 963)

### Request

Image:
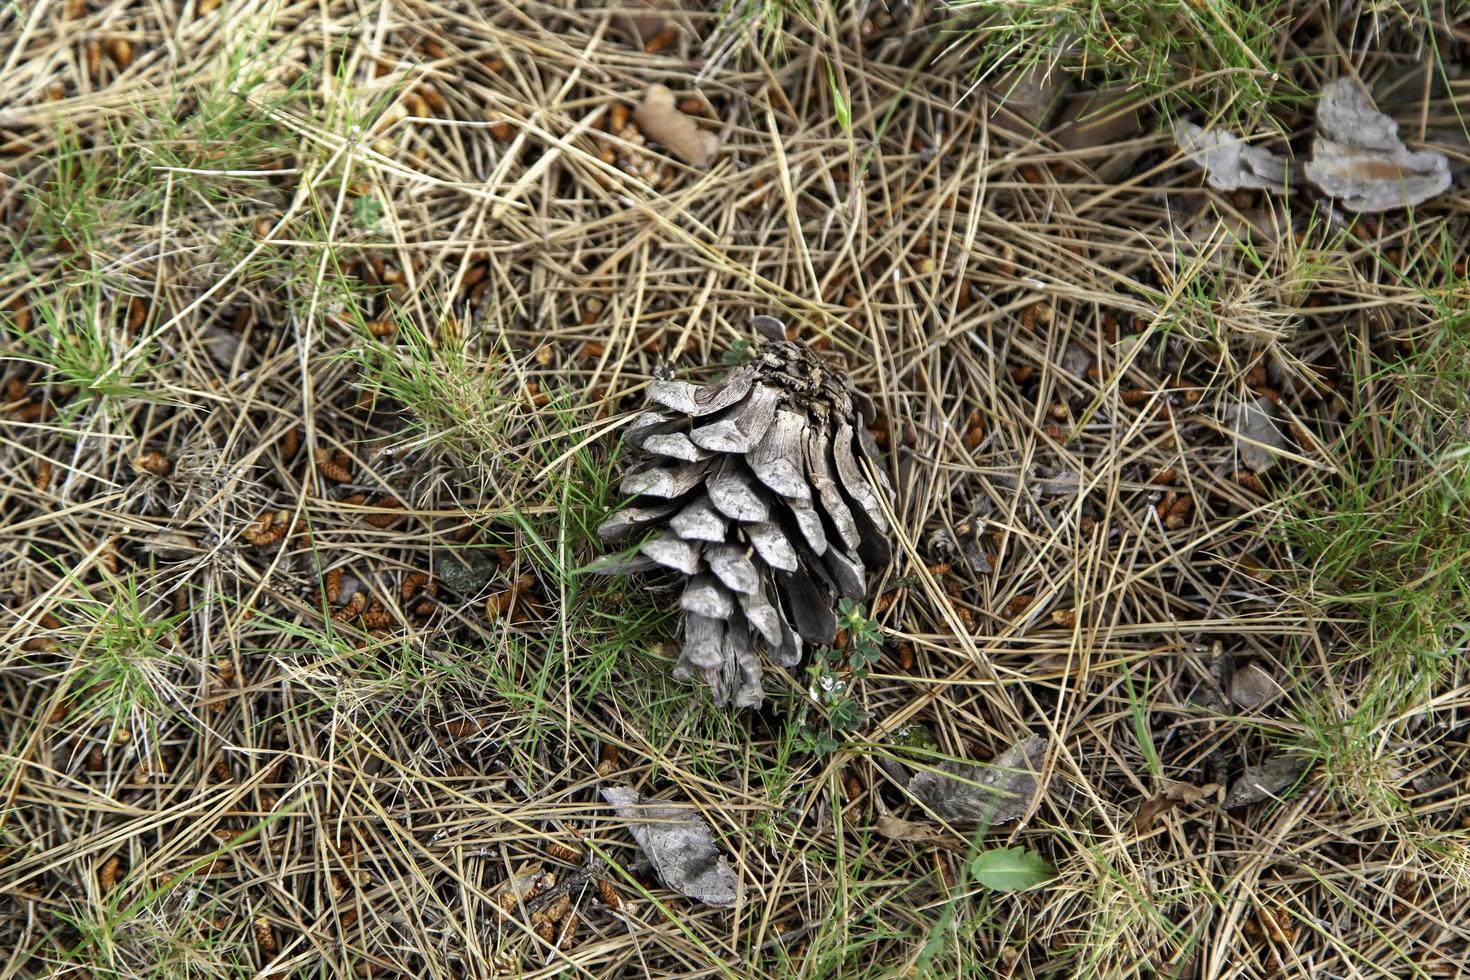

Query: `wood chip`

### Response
(632, 84, 719, 167)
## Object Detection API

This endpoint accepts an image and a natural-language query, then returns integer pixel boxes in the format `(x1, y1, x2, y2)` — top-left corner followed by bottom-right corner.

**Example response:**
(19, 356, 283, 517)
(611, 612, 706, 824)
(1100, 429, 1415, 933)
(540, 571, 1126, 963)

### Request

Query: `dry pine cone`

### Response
(598, 316, 893, 707)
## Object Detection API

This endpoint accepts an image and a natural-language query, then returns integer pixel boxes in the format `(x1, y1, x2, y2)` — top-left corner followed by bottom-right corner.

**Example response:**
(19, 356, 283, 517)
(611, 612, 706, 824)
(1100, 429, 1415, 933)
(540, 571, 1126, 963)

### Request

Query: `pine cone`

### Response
(598, 316, 894, 707)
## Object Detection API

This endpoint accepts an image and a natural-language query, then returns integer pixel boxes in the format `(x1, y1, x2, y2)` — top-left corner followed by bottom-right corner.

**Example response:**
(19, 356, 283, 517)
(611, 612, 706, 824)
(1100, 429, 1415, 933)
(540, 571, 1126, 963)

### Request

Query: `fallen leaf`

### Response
(908, 734, 1047, 824)
(633, 85, 719, 168)
(1230, 397, 1285, 472)
(1304, 79, 1450, 211)
(1228, 662, 1279, 710)
(970, 846, 1055, 891)
(1224, 755, 1311, 808)
(874, 812, 949, 844)
(601, 786, 737, 906)
(1173, 121, 1288, 192)
(1133, 780, 1220, 832)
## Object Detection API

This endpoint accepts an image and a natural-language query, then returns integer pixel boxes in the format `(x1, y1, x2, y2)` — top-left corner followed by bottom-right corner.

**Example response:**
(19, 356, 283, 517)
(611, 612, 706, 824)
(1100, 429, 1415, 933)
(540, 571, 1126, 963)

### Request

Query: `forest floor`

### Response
(2, 2, 1470, 977)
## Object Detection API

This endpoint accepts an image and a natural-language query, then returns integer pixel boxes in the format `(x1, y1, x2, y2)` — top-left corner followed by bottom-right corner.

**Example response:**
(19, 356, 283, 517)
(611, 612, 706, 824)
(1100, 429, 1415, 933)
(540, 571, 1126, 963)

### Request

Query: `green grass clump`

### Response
(946, 0, 1296, 122)
(1285, 257, 1470, 810)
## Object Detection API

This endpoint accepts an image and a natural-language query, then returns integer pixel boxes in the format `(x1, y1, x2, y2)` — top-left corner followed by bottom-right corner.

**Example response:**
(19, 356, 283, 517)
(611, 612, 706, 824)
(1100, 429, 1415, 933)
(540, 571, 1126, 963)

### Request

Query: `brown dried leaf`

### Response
(1133, 780, 1219, 832)
(633, 84, 719, 168)
(1173, 121, 1288, 192)
(1305, 79, 1450, 212)
(874, 813, 950, 844)
(907, 734, 1047, 824)
(601, 786, 738, 906)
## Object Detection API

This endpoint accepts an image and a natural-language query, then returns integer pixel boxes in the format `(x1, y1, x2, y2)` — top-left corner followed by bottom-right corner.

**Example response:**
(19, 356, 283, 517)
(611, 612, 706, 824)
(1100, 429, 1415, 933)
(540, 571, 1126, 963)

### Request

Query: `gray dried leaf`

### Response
(704, 544, 759, 595)
(642, 432, 711, 462)
(747, 410, 813, 500)
(622, 461, 709, 499)
(597, 500, 680, 542)
(743, 520, 798, 572)
(670, 496, 727, 543)
(706, 460, 769, 523)
(1229, 662, 1279, 710)
(1305, 79, 1450, 211)
(689, 384, 780, 453)
(1173, 120, 1288, 192)
(642, 533, 702, 575)
(989, 64, 1069, 127)
(681, 574, 733, 619)
(601, 786, 738, 907)
(908, 734, 1047, 824)
(633, 84, 721, 168)
(1224, 755, 1311, 808)
(1231, 397, 1285, 472)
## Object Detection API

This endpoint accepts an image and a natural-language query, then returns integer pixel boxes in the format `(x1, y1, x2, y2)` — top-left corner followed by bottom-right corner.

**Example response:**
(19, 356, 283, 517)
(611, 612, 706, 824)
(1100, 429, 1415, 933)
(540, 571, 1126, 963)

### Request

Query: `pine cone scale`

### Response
(707, 461, 769, 522)
(670, 495, 727, 542)
(689, 384, 780, 453)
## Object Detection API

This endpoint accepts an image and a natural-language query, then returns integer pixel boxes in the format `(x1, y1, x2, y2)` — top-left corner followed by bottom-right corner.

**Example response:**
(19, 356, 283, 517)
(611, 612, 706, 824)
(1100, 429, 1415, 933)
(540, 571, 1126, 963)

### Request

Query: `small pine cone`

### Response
(598, 316, 893, 707)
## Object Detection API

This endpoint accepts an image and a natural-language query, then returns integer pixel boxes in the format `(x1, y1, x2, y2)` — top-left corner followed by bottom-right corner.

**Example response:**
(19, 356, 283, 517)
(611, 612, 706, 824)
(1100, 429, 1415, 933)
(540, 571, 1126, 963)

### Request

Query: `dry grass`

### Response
(2, 1, 1470, 977)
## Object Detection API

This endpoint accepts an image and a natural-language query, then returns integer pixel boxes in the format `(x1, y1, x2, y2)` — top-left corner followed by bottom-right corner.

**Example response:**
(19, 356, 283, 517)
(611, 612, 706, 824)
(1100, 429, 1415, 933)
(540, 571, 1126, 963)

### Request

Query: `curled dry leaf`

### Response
(633, 84, 719, 168)
(1133, 780, 1219, 832)
(1173, 121, 1288, 192)
(1304, 79, 1450, 212)
(907, 734, 1047, 824)
(601, 786, 737, 907)
(1224, 755, 1311, 808)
